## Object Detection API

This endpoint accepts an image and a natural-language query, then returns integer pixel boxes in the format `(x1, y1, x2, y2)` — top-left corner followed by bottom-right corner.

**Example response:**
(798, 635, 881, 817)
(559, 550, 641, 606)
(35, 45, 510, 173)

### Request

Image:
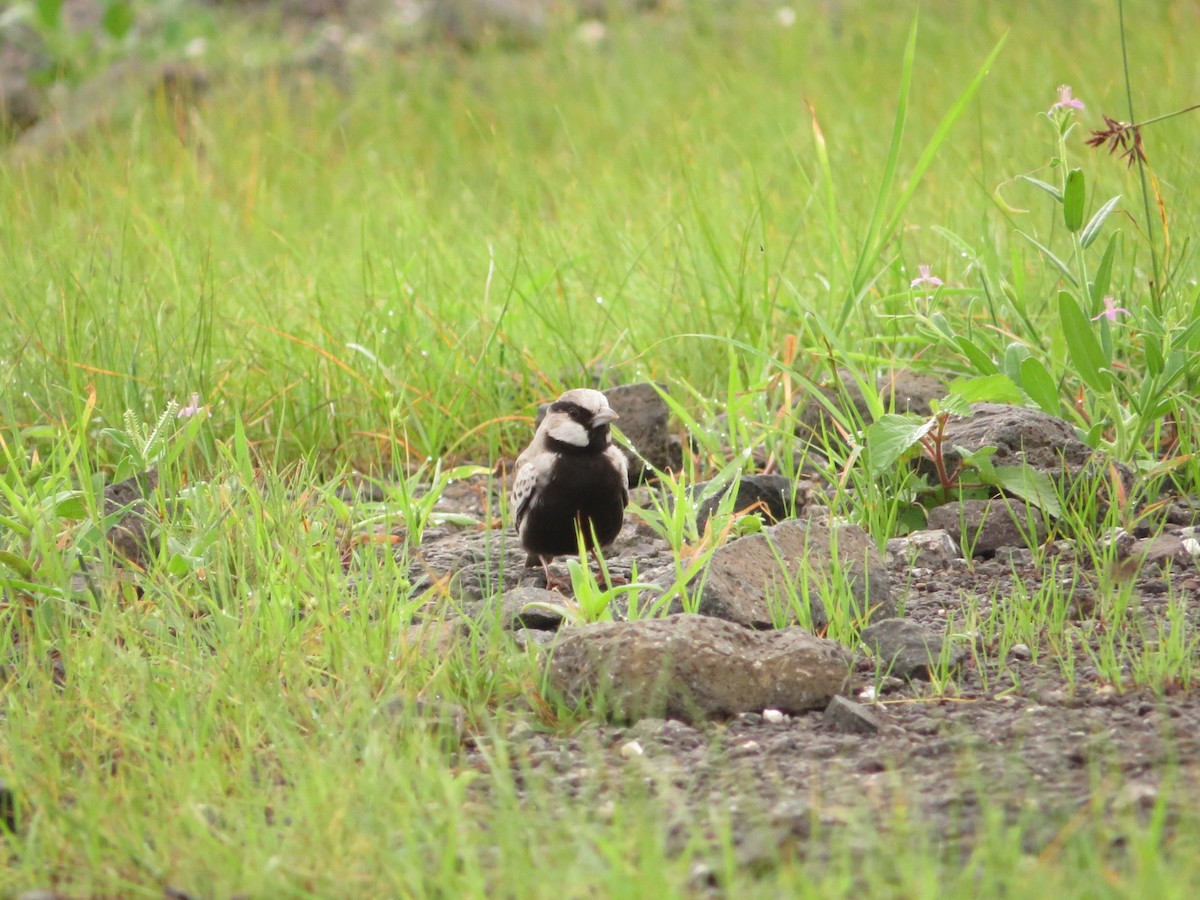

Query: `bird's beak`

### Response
(593, 408, 619, 426)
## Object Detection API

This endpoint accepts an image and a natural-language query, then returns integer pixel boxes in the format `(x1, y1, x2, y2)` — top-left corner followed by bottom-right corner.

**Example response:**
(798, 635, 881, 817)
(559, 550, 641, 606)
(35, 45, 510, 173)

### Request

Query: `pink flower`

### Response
(177, 392, 206, 418)
(1050, 84, 1085, 113)
(910, 264, 943, 289)
(1091, 296, 1131, 322)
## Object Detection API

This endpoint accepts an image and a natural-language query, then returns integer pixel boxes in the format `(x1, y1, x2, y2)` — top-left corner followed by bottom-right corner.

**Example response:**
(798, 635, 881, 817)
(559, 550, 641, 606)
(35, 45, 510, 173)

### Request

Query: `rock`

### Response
(926, 499, 1046, 558)
(860, 618, 966, 681)
(12, 60, 208, 158)
(929, 404, 1132, 515)
(886, 529, 959, 567)
(512, 627, 557, 650)
(377, 696, 468, 746)
(822, 695, 882, 734)
(412, 529, 529, 600)
(692, 474, 796, 534)
(1130, 532, 1200, 572)
(428, 0, 550, 49)
(0, 76, 42, 133)
(690, 520, 893, 631)
(544, 613, 851, 723)
(535, 382, 672, 484)
(103, 468, 160, 567)
(496, 586, 571, 630)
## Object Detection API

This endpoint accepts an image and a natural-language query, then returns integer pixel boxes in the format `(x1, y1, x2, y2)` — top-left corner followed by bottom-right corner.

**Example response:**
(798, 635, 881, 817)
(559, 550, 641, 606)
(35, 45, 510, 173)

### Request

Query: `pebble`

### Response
(620, 740, 644, 759)
(762, 708, 786, 724)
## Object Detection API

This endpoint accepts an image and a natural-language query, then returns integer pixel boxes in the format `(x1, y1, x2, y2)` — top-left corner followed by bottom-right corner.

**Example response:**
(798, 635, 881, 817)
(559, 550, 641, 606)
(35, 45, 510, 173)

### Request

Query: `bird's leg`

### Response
(537, 555, 573, 594)
(590, 547, 628, 589)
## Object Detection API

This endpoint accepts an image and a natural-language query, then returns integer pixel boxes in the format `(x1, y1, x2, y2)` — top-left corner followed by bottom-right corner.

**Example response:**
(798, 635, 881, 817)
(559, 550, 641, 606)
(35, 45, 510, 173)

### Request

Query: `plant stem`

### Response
(1118, 0, 1162, 313)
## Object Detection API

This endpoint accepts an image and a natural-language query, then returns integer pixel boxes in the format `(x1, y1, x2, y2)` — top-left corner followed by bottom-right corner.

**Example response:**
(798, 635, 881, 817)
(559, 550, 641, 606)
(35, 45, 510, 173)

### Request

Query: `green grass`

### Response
(4, 0, 1200, 895)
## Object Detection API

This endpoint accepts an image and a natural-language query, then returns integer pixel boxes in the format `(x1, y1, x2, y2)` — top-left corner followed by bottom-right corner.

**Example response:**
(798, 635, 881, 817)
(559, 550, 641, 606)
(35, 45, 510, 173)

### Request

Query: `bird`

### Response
(510, 388, 629, 589)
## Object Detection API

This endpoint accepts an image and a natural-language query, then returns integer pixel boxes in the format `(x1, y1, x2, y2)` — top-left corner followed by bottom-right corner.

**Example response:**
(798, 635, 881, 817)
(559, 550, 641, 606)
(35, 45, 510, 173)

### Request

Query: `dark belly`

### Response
(522, 456, 626, 558)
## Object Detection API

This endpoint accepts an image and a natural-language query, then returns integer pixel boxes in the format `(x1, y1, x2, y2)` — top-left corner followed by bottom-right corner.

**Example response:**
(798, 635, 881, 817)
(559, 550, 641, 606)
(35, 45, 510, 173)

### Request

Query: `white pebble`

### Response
(762, 708, 785, 723)
(620, 740, 644, 759)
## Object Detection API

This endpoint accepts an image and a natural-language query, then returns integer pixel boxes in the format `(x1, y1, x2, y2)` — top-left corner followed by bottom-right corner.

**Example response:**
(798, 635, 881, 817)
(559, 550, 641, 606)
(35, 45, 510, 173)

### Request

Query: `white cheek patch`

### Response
(547, 419, 589, 447)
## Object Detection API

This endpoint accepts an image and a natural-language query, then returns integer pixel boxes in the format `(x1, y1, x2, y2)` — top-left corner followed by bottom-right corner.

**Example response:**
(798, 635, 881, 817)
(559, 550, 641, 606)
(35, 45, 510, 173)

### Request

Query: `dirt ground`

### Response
(414, 474, 1200, 871)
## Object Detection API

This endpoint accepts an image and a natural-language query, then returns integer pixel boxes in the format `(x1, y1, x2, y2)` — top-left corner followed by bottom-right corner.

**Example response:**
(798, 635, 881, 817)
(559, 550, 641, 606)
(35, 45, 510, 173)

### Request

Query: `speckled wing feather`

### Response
(605, 444, 630, 507)
(510, 443, 550, 536)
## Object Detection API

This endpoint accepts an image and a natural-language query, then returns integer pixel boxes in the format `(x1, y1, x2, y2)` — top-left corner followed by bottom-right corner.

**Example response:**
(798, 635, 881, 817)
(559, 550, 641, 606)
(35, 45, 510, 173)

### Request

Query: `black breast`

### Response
(521, 452, 627, 558)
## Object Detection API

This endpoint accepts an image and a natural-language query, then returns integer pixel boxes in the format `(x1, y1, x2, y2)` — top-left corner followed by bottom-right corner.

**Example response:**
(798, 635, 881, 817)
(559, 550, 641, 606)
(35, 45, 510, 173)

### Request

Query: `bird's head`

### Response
(541, 388, 619, 451)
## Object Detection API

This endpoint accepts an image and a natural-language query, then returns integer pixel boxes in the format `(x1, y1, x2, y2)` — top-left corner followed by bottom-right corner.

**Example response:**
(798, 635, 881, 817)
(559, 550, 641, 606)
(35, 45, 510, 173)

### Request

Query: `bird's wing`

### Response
(606, 444, 630, 505)
(510, 451, 547, 534)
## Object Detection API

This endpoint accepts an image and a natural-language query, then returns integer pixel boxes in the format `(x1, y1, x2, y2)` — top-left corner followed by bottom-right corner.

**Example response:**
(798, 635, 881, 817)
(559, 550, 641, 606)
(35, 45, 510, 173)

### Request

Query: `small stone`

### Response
(1010, 643, 1032, 660)
(497, 587, 571, 631)
(861, 618, 966, 681)
(886, 530, 959, 568)
(512, 627, 557, 650)
(822, 695, 882, 734)
(620, 740, 644, 759)
(762, 708, 785, 724)
(857, 685, 878, 703)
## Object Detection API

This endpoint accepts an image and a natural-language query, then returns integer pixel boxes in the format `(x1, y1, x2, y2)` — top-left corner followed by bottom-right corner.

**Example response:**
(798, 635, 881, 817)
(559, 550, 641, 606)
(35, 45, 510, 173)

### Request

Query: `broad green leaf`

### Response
(101, 1, 134, 39)
(1057, 291, 1108, 393)
(1018, 357, 1061, 414)
(947, 373, 1025, 406)
(35, 0, 65, 30)
(47, 490, 88, 520)
(863, 414, 935, 477)
(1063, 168, 1086, 232)
(987, 465, 1063, 518)
(1088, 232, 1118, 305)
(1002, 342, 1031, 384)
(1080, 194, 1121, 249)
(955, 334, 999, 375)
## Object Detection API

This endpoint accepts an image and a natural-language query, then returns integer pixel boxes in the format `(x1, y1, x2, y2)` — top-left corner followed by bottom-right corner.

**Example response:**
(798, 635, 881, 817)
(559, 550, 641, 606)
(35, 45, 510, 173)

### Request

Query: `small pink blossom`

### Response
(1091, 296, 1131, 322)
(909, 264, 943, 289)
(1050, 84, 1085, 113)
(177, 392, 206, 418)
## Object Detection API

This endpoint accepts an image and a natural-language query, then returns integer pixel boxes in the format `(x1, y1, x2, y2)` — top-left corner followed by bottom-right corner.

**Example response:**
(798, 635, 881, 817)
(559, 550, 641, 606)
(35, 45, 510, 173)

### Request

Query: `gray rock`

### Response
(692, 520, 893, 632)
(513, 627, 558, 650)
(886, 529, 959, 567)
(427, 0, 549, 48)
(0, 76, 42, 132)
(413, 529, 529, 600)
(926, 499, 1046, 559)
(692, 474, 796, 534)
(822, 695, 882, 734)
(930, 404, 1132, 515)
(545, 614, 851, 723)
(103, 468, 160, 567)
(1131, 532, 1200, 571)
(496, 586, 571, 630)
(861, 618, 966, 681)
